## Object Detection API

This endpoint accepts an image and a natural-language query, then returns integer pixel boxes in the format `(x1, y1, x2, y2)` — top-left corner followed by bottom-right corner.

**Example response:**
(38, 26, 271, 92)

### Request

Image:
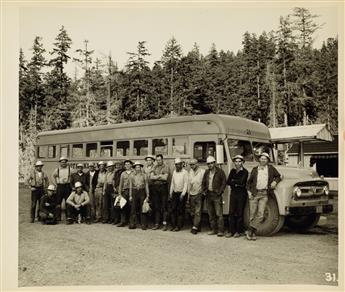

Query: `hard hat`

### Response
(206, 156, 216, 164)
(74, 181, 83, 188)
(98, 161, 105, 165)
(145, 155, 155, 161)
(188, 158, 198, 165)
(76, 163, 83, 168)
(59, 156, 68, 162)
(259, 153, 270, 160)
(133, 161, 143, 168)
(88, 162, 95, 167)
(47, 184, 55, 191)
(35, 160, 44, 166)
(232, 155, 244, 162)
(123, 159, 133, 165)
(107, 161, 114, 167)
(174, 158, 182, 164)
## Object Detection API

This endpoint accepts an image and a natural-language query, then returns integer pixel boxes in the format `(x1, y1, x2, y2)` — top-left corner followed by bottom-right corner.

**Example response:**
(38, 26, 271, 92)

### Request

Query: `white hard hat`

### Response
(107, 161, 114, 167)
(145, 155, 155, 161)
(188, 158, 198, 165)
(47, 184, 55, 191)
(76, 163, 83, 168)
(74, 181, 83, 188)
(59, 156, 68, 162)
(232, 155, 244, 162)
(206, 156, 216, 164)
(259, 152, 270, 160)
(133, 161, 143, 167)
(174, 158, 182, 164)
(98, 161, 105, 165)
(35, 160, 44, 166)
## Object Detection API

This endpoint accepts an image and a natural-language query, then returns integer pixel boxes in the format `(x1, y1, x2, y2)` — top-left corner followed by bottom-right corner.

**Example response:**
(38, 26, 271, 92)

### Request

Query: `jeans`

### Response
(119, 189, 130, 224)
(189, 194, 203, 229)
(170, 192, 187, 229)
(66, 204, 91, 221)
(39, 207, 59, 224)
(103, 184, 114, 222)
(206, 191, 224, 233)
(228, 191, 247, 234)
(150, 183, 169, 225)
(249, 192, 268, 230)
(130, 188, 147, 227)
(55, 184, 71, 221)
(30, 186, 44, 220)
(94, 187, 103, 221)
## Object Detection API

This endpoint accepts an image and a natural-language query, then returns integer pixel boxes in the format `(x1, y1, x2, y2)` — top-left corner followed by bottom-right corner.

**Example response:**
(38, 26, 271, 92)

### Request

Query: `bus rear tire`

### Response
(243, 195, 284, 236)
(285, 214, 321, 232)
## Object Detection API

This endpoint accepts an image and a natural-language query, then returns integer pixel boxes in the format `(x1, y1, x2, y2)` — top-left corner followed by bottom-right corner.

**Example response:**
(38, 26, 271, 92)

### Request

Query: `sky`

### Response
(19, 2, 339, 77)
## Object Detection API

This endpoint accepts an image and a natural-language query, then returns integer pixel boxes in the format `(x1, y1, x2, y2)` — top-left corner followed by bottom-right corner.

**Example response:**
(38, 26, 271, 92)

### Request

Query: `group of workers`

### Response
(27, 152, 281, 240)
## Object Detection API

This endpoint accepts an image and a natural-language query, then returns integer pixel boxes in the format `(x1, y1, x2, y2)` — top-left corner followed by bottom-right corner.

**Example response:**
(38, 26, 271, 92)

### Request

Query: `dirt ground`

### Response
(18, 185, 338, 287)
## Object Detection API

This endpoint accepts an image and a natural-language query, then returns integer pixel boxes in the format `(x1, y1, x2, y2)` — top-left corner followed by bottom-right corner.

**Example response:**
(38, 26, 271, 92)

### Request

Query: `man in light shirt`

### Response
(188, 159, 205, 235)
(246, 152, 281, 240)
(66, 182, 91, 224)
(52, 157, 71, 221)
(169, 158, 188, 232)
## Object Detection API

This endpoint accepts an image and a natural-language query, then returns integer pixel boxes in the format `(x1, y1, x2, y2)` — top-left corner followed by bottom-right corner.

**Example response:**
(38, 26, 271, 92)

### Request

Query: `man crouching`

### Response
(66, 182, 91, 224)
(39, 184, 60, 225)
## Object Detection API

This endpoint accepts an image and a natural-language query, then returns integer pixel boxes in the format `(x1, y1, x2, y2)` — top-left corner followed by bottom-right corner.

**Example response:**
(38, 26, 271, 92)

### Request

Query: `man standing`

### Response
(202, 156, 226, 237)
(70, 163, 88, 191)
(112, 161, 124, 224)
(169, 158, 189, 232)
(94, 161, 106, 223)
(129, 161, 150, 230)
(246, 152, 281, 240)
(102, 161, 115, 223)
(39, 184, 59, 225)
(27, 161, 49, 223)
(85, 163, 99, 222)
(226, 155, 248, 238)
(188, 159, 205, 235)
(150, 154, 170, 231)
(52, 157, 71, 221)
(118, 160, 134, 227)
(66, 182, 91, 224)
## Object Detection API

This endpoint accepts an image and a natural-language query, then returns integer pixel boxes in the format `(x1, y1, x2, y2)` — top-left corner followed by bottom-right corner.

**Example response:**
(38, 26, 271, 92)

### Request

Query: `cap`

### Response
(123, 159, 133, 165)
(35, 160, 44, 166)
(133, 161, 143, 168)
(145, 155, 155, 161)
(47, 184, 56, 191)
(107, 161, 114, 167)
(259, 152, 270, 160)
(232, 155, 244, 162)
(206, 156, 216, 164)
(188, 158, 198, 165)
(76, 163, 83, 168)
(98, 161, 105, 165)
(174, 158, 182, 164)
(59, 156, 68, 162)
(74, 181, 83, 188)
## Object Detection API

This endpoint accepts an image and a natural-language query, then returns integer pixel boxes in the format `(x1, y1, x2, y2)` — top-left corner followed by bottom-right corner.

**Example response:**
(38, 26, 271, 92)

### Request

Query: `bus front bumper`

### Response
(285, 204, 333, 215)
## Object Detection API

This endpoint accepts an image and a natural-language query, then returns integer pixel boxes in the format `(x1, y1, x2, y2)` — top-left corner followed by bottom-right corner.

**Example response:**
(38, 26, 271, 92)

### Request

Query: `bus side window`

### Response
(116, 141, 129, 156)
(227, 139, 253, 161)
(72, 144, 83, 158)
(38, 146, 47, 158)
(100, 141, 113, 157)
(193, 142, 216, 162)
(86, 143, 97, 158)
(172, 136, 188, 156)
(60, 145, 69, 157)
(133, 140, 148, 156)
(153, 138, 168, 155)
(48, 145, 56, 158)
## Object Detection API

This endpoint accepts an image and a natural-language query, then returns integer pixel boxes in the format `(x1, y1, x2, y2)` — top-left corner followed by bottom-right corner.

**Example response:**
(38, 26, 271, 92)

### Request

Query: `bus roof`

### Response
(37, 114, 270, 141)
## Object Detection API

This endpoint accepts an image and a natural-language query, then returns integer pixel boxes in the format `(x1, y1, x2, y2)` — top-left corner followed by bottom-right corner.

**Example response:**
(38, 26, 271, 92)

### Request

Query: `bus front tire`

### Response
(284, 214, 321, 232)
(243, 195, 284, 236)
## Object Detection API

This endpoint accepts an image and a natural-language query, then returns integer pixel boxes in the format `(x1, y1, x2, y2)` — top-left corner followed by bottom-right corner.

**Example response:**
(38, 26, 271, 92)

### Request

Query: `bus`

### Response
(36, 114, 333, 235)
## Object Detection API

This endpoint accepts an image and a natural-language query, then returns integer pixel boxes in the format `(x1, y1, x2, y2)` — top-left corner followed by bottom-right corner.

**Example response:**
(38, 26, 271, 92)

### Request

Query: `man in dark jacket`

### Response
(226, 155, 248, 238)
(85, 163, 99, 221)
(246, 152, 281, 240)
(39, 184, 59, 225)
(202, 156, 227, 237)
(70, 163, 88, 191)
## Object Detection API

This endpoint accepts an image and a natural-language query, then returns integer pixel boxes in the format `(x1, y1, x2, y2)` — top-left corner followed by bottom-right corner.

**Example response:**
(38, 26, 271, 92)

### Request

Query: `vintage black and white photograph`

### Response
(1, 0, 343, 290)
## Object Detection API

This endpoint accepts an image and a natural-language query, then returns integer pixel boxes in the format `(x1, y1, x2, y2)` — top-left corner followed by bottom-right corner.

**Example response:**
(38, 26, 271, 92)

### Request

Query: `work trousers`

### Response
(249, 191, 268, 230)
(39, 209, 59, 224)
(206, 191, 224, 233)
(129, 188, 147, 227)
(94, 187, 103, 221)
(228, 191, 247, 234)
(119, 189, 130, 224)
(189, 193, 203, 229)
(88, 186, 96, 219)
(150, 183, 169, 225)
(170, 192, 187, 229)
(103, 184, 114, 222)
(55, 183, 71, 221)
(66, 204, 91, 221)
(30, 186, 44, 220)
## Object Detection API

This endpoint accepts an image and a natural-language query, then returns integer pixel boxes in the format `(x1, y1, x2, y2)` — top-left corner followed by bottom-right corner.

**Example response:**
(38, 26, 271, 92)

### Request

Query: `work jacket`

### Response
(202, 167, 226, 196)
(247, 164, 281, 195)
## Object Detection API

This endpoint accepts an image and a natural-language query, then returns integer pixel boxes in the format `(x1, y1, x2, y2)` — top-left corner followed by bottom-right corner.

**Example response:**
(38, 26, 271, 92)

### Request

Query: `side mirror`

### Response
(216, 145, 224, 164)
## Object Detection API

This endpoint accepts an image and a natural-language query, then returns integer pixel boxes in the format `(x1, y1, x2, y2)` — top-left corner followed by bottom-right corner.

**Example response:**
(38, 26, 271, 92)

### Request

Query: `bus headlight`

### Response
(293, 187, 302, 197)
(323, 186, 330, 196)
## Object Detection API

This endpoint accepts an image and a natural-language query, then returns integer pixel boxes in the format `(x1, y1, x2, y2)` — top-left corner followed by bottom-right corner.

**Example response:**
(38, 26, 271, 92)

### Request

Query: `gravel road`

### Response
(18, 185, 338, 287)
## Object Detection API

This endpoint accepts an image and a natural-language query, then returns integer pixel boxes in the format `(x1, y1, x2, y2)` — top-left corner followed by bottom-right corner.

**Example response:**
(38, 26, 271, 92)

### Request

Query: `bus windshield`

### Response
(252, 142, 275, 162)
